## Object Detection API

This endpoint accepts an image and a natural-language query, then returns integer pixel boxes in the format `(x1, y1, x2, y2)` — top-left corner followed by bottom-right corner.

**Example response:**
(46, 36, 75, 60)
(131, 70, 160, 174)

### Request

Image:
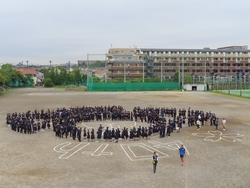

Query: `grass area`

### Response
(212, 90, 250, 99)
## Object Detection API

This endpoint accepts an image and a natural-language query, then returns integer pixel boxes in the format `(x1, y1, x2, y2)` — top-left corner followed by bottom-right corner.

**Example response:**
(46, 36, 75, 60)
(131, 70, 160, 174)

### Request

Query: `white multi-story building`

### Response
(107, 46, 250, 80)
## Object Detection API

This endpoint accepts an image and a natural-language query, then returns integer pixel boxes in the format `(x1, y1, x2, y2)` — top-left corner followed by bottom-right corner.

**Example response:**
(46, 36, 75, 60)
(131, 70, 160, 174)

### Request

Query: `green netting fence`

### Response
(8, 80, 34, 87)
(87, 82, 180, 91)
(216, 89, 250, 97)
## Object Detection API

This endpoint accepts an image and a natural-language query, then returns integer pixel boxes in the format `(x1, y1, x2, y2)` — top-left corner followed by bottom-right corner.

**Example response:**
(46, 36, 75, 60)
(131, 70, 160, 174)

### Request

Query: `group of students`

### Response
(6, 105, 220, 142)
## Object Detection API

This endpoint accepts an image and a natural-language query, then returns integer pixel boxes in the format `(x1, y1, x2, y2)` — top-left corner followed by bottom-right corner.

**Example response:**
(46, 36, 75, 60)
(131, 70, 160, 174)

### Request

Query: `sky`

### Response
(1, 0, 250, 65)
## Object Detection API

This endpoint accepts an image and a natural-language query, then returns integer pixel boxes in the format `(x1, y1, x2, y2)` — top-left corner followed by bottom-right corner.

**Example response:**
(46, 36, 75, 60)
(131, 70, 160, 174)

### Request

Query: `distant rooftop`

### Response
(141, 45, 250, 53)
(217, 45, 248, 50)
(15, 68, 38, 75)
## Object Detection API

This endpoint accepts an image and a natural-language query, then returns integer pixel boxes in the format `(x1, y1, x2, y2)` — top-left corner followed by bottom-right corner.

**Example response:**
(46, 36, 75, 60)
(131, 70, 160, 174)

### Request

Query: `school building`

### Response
(106, 45, 250, 81)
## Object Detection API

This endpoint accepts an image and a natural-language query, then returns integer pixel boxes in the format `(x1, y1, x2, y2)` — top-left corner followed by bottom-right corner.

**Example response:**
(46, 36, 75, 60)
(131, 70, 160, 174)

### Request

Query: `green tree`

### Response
(67, 72, 74, 85)
(53, 67, 61, 85)
(44, 78, 54, 87)
(172, 71, 179, 82)
(0, 64, 14, 84)
(49, 67, 55, 84)
(184, 75, 192, 84)
(92, 75, 102, 83)
(112, 78, 123, 83)
(0, 73, 8, 85)
(73, 68, 82, 85)
(59, 68, 68, 85)
(82, 74, 87, 84)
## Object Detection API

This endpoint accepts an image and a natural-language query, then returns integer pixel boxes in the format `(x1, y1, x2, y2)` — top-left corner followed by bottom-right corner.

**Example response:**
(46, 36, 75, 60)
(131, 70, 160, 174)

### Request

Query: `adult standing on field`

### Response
(152, 152, 158, 173)
(179, 145, 186, 166)
(222, 118, 226, 131)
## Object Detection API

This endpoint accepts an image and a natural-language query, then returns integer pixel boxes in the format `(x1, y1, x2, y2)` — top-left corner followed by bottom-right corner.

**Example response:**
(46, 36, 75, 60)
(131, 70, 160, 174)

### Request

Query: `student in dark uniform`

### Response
(72, 127, 77, 140)
(60, 125, 64, 138)
(77, 127, 82, 142)
(215, 118, 219, 130)
(103, 127, 108, 141)
(166, 125, 171, 137)
(91, 128, 95, 142)
(87, 129, 90, 142)
(83, 127, 87, 140)
(97, 127, 102, 140)
(115, 128, 120, 143)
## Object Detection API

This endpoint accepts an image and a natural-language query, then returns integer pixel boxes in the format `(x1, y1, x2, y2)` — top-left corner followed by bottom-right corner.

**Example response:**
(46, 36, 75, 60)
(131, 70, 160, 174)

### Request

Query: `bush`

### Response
(44, 78, 54, 87)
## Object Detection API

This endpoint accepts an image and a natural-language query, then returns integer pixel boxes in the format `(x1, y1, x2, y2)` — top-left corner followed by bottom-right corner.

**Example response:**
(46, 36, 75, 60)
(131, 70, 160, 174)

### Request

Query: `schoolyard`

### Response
(0, 88, 249, 188)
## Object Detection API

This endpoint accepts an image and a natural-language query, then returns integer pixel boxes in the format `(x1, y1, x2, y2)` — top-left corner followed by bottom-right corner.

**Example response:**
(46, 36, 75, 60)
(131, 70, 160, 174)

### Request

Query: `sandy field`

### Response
(0, 88, 249, 188)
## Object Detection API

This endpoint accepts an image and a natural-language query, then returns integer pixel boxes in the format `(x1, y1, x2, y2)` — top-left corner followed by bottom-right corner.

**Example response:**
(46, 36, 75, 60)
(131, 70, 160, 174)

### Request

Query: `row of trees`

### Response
(40, 67, 87, 87)
(0, 64, 194, 88)
(0, 64, 33, 86)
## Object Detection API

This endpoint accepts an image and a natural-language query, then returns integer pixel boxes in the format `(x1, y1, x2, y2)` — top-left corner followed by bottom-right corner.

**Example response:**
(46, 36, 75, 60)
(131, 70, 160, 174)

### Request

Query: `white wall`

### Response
(184, 84, 206, 91)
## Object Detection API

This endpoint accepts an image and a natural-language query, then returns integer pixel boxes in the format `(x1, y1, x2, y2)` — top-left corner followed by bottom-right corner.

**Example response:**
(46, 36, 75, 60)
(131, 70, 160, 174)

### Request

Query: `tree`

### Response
(112, 78, 123, 83)
(67, 72, 74, 85)
(49, 67, 55, 84)
(53, 67, 61, 85)
(184, 75, 192, 84)
(0, 64, 14, 84)
(16, 72, 26, 86)
(92, 75, 102, 83)
(59, 68, 67, 85)
(73, 68, 82, 85)
(0, 73, 8, 85)
(44, 78, 54, 87)
(172, 71, 179, 82)
(82, 74, 87, 84)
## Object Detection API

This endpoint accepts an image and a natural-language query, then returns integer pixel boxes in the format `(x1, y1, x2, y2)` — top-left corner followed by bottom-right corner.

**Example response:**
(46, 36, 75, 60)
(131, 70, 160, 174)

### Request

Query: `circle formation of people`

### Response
(6, 105, 219, 142)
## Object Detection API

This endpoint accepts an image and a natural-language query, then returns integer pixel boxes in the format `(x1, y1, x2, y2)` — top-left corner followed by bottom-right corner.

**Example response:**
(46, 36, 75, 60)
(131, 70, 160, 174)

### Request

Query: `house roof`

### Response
(93, 69, 107, 74)
(16, 68, 38, 75)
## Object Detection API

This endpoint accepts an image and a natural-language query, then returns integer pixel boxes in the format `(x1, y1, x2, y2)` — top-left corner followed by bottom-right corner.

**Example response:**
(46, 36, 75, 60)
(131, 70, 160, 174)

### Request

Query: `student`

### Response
(91, 128, 95, 142)
(196, 119, 201, 130)
(222, 118, 226, 131)
(179, 145, 186, 166)
(87, 129, 90, 142)
(215, 118, 219, 130)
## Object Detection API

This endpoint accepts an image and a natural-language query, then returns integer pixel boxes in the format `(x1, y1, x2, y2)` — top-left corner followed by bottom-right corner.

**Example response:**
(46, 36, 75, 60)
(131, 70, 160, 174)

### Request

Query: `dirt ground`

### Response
(0, 88, 250, 188)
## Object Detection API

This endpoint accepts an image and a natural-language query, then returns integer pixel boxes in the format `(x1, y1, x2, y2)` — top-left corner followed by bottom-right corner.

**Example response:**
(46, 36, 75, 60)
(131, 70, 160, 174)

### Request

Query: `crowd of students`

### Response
(6, 105, 218, 142)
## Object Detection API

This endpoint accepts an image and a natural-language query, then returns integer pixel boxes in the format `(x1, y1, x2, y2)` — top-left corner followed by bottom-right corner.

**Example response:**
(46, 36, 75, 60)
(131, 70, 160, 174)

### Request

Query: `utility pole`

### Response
(182, 53, 184, 90)
(142, 60, 144, 83)
(161, 58, 162, 82)
(124, 61, 126, 83)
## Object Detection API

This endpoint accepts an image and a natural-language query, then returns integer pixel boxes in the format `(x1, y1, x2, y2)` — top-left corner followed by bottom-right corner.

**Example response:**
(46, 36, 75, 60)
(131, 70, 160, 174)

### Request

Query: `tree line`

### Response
(0, 64, 33, 86)
(40, 67, 87, 87)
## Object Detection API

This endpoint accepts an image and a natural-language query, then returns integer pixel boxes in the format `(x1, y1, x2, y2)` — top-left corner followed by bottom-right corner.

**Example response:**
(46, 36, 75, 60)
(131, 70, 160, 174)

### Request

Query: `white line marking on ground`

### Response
(192, 130, 244, 142)
(53, 142, 90, 159)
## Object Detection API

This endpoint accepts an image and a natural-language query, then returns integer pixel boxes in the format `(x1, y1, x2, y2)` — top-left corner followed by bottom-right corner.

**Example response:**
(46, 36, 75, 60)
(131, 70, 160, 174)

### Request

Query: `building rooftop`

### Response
(140, 46, 250, 53)
(16, 68, 38, 75)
